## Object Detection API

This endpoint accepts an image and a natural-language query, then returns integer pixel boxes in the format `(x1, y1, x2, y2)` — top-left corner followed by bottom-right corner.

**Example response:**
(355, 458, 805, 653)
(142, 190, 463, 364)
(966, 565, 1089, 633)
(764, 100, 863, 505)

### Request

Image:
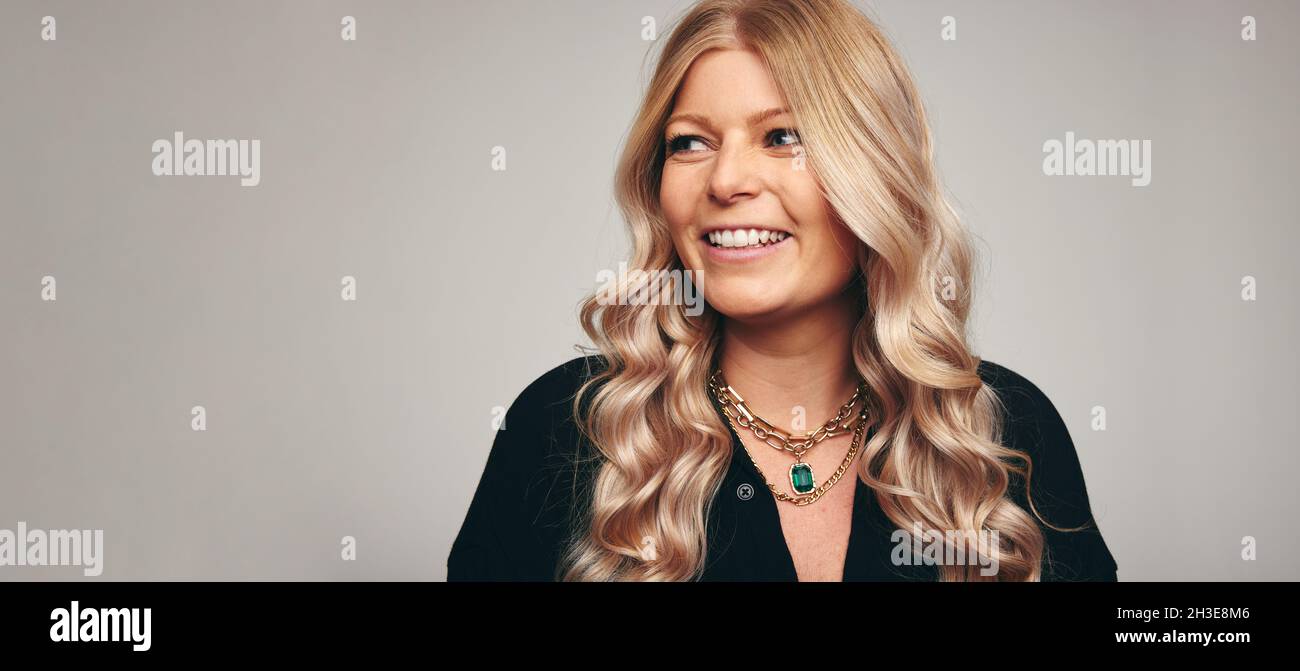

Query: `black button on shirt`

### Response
(447, 355, 1119, 581)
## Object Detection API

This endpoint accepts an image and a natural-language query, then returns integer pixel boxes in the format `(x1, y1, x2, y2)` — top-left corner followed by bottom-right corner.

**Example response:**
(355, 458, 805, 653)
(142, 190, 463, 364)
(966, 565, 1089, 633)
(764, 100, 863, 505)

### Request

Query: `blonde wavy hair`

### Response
(560, 0, 1079, 581)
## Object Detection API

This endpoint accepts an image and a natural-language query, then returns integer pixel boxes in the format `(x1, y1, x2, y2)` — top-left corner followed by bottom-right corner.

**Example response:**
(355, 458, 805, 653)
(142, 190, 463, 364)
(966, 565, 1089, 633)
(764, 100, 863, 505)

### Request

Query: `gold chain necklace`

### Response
(708, 368, 872, 506)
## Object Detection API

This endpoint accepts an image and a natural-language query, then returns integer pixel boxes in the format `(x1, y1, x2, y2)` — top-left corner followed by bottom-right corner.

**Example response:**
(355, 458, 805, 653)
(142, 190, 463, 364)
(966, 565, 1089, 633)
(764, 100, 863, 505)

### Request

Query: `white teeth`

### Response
(706, 228, 790, 248)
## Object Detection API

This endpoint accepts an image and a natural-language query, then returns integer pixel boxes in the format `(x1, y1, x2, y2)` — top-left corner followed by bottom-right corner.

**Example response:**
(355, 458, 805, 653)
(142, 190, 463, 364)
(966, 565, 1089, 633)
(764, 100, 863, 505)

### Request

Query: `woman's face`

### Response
(660, 47, 860, 324)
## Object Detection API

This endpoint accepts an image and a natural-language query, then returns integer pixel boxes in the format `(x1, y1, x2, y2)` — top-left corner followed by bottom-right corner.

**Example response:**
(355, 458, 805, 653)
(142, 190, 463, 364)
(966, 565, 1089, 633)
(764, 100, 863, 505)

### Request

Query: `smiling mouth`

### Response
(703, 228, 792, 248)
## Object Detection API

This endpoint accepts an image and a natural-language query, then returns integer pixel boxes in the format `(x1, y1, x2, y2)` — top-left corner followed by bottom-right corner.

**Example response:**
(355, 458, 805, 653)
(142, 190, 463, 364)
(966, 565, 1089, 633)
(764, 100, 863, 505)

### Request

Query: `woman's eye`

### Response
(664, 130, 800, 155)
(666, 134, 708, 154)
(769, 128, 801, 148)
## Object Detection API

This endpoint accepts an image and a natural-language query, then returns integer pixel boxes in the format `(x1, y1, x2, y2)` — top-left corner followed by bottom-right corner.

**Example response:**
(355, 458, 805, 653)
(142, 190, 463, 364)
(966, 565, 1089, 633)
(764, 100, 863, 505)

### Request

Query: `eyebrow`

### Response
(665, 106, 791, 131)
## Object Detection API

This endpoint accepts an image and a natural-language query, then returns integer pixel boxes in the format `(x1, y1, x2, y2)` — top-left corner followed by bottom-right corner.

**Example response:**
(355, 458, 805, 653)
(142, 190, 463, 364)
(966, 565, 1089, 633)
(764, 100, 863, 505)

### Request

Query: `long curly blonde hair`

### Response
(560, 0, 1073, 581)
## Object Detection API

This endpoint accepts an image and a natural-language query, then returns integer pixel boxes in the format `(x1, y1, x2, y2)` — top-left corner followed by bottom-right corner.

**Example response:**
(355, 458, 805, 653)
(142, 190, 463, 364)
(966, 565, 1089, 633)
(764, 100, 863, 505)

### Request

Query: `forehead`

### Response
(671, 48, 786, 118)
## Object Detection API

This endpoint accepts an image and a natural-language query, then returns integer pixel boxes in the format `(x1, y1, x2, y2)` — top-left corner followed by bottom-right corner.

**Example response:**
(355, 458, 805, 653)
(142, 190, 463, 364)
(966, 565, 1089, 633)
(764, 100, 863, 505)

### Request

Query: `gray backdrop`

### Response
(1, 0, 1296, 580)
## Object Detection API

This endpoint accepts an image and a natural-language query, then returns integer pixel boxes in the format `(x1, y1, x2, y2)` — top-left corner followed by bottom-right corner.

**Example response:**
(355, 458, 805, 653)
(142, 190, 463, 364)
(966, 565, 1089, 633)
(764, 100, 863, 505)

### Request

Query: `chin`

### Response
(705, 292, 793, 323)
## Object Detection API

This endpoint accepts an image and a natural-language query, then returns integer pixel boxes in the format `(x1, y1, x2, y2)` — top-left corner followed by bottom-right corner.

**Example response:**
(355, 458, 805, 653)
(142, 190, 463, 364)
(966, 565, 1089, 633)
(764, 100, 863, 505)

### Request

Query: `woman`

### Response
(448, 0, 1118, 581)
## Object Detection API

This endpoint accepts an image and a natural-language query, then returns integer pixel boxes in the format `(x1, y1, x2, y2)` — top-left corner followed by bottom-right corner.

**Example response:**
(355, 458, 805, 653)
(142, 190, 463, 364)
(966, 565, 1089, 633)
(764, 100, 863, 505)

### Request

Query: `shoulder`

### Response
(504, 354, 608, 434)
(976, 358, 1071, 460)
(447, 355, 608, 580)
(497, 353, 612, 504)
(975, 358, 1119, 581)
(975, 357, 1076, 487)
(976, 358, 1053, 423)
(504, 353, 611, 521)
(488, 354, 611, 486)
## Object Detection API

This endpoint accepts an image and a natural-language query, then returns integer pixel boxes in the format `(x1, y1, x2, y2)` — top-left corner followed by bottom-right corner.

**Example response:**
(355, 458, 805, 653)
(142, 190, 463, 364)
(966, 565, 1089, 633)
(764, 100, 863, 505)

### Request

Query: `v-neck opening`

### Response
(720, 409, 874, 582)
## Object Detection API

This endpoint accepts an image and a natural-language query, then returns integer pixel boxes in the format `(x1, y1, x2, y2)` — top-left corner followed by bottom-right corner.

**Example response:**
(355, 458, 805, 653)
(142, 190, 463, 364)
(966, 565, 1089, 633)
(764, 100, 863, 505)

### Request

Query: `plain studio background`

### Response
(1, 0, 1296, 581)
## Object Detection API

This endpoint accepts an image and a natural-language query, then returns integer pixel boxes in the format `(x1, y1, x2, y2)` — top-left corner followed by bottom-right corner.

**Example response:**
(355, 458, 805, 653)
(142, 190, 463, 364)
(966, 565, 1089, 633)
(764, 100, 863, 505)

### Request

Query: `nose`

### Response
(707, 140, 762, 206)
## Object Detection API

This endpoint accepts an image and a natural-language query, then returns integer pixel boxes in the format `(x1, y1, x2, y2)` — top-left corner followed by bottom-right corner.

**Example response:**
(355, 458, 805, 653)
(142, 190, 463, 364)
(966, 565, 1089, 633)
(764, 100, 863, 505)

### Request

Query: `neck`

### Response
(716, 292, 862, 434)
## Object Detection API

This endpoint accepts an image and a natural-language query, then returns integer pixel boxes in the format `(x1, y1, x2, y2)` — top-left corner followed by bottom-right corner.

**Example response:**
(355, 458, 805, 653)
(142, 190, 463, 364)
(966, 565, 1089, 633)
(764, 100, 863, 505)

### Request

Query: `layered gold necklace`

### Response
(708, 368, 872, 506)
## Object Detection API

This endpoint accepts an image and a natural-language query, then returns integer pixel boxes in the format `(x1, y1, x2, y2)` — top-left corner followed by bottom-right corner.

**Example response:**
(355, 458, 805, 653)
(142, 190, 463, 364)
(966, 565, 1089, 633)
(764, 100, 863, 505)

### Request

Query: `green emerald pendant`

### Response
(789, 462, 816, 494)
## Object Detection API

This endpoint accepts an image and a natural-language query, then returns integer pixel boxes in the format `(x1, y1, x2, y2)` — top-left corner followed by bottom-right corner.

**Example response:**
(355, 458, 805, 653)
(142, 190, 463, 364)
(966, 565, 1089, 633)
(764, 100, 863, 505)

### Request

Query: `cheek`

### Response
(781, 173, 837, 242)
(783, 175, 858, 271)
(658, 168, 699, 232)
(659, 168, 709, 267)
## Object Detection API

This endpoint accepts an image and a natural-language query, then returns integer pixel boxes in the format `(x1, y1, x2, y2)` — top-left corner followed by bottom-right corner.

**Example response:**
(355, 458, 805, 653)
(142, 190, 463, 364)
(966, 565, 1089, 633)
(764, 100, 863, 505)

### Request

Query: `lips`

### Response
(699, 229, 792, 262)
(701, 227, 791, 249)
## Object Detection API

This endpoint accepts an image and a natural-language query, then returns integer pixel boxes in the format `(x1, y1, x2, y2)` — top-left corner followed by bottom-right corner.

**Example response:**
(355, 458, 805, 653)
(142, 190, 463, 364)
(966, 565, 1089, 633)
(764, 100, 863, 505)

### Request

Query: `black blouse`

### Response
(447, 355, 1119, 581)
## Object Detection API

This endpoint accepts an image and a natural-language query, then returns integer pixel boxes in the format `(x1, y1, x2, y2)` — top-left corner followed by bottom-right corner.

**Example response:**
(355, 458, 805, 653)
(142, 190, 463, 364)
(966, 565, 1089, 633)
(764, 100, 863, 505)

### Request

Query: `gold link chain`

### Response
(708, 368, 873, 506)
